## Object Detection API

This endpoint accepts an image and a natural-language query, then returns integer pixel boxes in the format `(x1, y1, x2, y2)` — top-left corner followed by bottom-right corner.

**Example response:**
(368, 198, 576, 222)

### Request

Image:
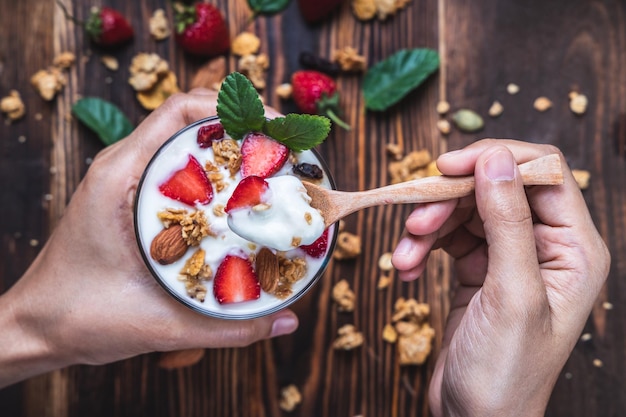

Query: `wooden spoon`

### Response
(304, 153, 564, 228)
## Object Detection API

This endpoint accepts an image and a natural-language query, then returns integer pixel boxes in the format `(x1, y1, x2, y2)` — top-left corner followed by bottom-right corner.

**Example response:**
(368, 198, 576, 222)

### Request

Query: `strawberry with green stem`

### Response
(291, 70, 350, 130)
(56, 1, 134, 47)
(173, 1, 230, 57)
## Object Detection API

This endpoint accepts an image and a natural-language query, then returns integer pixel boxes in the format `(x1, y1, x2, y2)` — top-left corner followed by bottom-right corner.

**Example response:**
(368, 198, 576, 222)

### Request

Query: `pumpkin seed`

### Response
(452, 109, 484, 132)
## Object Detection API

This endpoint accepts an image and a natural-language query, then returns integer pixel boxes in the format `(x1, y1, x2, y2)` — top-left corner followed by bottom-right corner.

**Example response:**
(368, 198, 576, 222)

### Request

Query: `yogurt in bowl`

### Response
(134, 115, 336, 319)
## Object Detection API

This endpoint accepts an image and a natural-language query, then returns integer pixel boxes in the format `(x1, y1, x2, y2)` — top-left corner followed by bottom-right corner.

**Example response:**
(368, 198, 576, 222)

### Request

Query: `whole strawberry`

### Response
(298, 0, 345, 24)
(174, 2, 230, 57)
(291, 70, 350, 130)
(56, 2, 134, 47)
(85, 6, 134, 46)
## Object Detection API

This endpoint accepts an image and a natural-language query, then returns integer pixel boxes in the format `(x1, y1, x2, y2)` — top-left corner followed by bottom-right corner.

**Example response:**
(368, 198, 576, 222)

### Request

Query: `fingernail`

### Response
(271, 316, 298, 337)
(484, 149, 515, 181)
(394, 237, 413, 257)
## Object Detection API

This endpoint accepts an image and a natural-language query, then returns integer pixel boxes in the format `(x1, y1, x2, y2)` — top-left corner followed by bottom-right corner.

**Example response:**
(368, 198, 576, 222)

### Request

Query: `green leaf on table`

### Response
(362, 48, 440, 112)
(248, 0, 291, 15)
(216, 72, 266, 140)
(263, 114, 331, 152)
(71, 97, 134, 146)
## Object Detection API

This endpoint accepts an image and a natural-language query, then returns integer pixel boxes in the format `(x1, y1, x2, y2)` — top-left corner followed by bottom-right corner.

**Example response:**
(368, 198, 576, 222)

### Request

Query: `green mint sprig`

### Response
(217, 72, 331, 152)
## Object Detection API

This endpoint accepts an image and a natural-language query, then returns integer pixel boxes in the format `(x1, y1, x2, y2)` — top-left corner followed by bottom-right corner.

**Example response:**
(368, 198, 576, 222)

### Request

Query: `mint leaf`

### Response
(263, 114, 331, 152)
(248, 0, 291, 15)
(72, 97, 134, 146)
(217, 72, 265, 140)
(362, 48, 440, 111)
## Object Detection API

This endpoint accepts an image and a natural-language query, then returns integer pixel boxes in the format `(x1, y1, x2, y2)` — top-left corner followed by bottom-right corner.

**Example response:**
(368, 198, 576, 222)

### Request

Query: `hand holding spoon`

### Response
(303, 153, 564, 228)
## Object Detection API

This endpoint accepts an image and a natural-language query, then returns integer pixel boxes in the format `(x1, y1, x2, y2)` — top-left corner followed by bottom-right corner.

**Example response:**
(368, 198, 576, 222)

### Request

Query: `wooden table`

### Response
(1, 0, 625, 416)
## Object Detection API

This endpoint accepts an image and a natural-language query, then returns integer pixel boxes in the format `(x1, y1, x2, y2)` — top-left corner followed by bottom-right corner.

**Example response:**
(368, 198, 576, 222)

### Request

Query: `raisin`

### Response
(299, 52, 340, 76)
(293, 163, 324, 179)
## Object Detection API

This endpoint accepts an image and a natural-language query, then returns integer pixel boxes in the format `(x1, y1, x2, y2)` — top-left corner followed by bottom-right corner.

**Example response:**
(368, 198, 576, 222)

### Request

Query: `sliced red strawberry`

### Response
(225, 176, 269, 213)
(240, 132, 289, 179)
(158, 154, 213, 206)
(299, 228, 330, 258)
(197, 123, 225, 148)
(213, 255, 261, 304)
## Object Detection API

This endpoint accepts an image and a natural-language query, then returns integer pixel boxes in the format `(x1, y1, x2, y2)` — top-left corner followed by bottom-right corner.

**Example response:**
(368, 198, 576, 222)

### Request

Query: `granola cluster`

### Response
(178, 248, 213, 302)
(388, 149, 441, 184)
(279, 384, 302, 412)
(352, 0, 412, 21)
(1, 90, 25, 122)
(332, 279, 356, 312)
(383, 298, 435, 365)
(157, 208, 213, 246)
(333, 324, 365, 350)
(30, 51, 76, 101)
(128, 53, 179, 110)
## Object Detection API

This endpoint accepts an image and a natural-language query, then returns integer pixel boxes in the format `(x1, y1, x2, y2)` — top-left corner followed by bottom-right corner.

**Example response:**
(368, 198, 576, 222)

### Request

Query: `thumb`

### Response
(474, 146, 544, 308)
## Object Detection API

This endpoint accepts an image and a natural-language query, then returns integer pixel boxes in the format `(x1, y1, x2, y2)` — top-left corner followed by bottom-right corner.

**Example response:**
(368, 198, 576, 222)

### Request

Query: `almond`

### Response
(256, 247, 279, 293)
(157, 348, 205, 369)
(150, 224, 188, 265)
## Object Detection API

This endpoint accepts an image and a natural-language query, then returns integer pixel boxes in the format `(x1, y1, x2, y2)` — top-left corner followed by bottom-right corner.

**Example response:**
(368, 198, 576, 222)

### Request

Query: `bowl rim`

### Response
(133, 115, 338, 320)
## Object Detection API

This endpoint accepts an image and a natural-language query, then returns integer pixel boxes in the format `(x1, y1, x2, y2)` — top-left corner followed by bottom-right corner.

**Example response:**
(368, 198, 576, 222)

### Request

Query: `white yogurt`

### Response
(227, 176, 325, 251)
(134, 117, 335, 319)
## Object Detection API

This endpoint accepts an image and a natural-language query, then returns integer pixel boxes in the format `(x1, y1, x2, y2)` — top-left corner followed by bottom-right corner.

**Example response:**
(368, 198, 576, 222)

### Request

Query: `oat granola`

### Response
(332, 279, 356, 312)
(149, 9, 171, 40)
(279, 384, 302, 412)
(0, 90, 25, 121)
(385, 297, 435, 365)
(333, 231, 361, 260)
(333, 324, 364, 350)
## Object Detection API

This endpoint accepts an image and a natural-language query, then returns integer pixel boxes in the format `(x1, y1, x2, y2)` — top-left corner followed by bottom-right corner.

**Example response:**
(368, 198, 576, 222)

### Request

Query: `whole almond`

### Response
(256, 247, 279, 293)
(157, 348, 205, 369)
(150, 224, 188, 265)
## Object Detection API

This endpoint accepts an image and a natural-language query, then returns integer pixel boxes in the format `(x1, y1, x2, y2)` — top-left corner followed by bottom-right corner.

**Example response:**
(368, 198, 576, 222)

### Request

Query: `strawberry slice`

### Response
(197, 123, 225, 148)
(240, 132, 289, 178)
(213, 255, 261, 304)
(158, 154, 213, 206)
(225, 175, 269, 213)
(300, 228, 330, 258)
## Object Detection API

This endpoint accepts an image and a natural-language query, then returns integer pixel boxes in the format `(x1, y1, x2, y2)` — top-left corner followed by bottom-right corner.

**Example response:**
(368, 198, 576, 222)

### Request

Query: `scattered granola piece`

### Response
(374, 0, 412, 20)
(279, 384, 302, 412)
(332, 279, 356, 312)
(602, 301, 614, 310)
(386, 143, 404, 160)
(238, 53, 270, 90)
(1, 90, 26, 121)
(333, 231, 362, 260)
(382, 323, 398, 343)
(333, 324, 364, 350)
(506, 83, 520, 95)
(128, 52, 170, 92)
(593, 358, 604, 368)
(572, 169, 590, 190)
(580, 333, 592, 342)
(157, 208, 213, 245)
(436, 100, 450, 115)
(377, 275, 391, 289)
(136, 71, 180, 110)
(488, 100, 503, 117)
(149, 9, 171, 40)
(436, 119, 451, 135)
(275, 83, 293, 99)
(332, 46, 367, 72)
(533, 96, 552, 112)
(352, 0, 377, 20)
(101, 55, 119, 71)
(31, 68, 66, 101)
(569, 92, 588, 115)
(272, 255, 308, 299)
(378, 252, 394, 271)
(452, 109, 484, 132)
(232, 32, 261, 56)
(388, 149, 434, 184)
(52, 51, 76, 69)
(387, 297, 435, 365)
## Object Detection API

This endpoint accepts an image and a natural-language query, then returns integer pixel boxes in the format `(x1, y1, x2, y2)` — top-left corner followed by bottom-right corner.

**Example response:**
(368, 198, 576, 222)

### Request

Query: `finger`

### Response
(473, 146, 546, 308)
(436, 139, 558, 176)
(187, 309, 299, 349)
(404, 200, 458, 236)
(392, 234, 436, 273)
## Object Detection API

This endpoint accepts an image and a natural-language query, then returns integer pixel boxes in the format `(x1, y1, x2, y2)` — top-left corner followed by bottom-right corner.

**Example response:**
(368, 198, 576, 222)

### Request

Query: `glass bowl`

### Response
(134, 115, 337, 320)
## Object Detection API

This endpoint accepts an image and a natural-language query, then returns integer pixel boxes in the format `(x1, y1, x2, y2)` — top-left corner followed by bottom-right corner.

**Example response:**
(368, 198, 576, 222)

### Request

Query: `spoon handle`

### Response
(348, 153, 563, 207)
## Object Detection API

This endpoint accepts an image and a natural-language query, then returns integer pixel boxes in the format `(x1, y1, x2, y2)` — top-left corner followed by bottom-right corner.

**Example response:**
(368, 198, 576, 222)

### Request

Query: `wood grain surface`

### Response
(1, 0, 625, 416)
